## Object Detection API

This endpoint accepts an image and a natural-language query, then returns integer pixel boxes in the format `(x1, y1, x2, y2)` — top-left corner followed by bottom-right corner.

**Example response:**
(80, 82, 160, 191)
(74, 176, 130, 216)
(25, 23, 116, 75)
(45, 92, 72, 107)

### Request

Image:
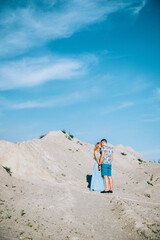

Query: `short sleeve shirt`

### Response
(101, 144, 113, 165)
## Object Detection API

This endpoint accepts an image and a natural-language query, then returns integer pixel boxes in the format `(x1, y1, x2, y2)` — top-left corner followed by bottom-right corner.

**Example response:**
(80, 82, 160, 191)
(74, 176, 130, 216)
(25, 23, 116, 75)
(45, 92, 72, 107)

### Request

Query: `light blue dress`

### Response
(90, 151, 105, 191)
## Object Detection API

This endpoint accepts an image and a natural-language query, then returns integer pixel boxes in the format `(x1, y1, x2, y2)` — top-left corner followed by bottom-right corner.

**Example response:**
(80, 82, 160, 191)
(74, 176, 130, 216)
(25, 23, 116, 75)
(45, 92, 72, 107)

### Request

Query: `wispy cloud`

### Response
(11, 92, 83, 109)
(145, 87, 160, 103)
(131, 74, 152, 92)
(100, 101, 134, 114)
(141, 146, 160, 161)
(155, 88, 160, 100)
(128, 0, 147, 14)
(0, 87, 98, 110)
(0, 54, 95, 90)
(0, 0, 147, 91)
(140, 111, 160, 122)
(141, 117, 160, 123)
(141, 114, 160, 123)
(0, 0, 147, 57)
(95, 73, 153, 99)
(0, 93, 79, 110)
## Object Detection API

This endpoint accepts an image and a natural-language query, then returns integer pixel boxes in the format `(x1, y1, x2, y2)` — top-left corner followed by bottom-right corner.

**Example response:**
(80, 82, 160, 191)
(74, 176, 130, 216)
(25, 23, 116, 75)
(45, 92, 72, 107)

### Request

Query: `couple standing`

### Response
(90, 139, 113, 193)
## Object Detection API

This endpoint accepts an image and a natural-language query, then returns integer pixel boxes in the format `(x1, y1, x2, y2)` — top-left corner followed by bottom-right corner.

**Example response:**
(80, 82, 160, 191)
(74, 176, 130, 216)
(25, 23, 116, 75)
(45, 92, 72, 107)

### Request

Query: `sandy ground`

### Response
(0, 131, 160, 240)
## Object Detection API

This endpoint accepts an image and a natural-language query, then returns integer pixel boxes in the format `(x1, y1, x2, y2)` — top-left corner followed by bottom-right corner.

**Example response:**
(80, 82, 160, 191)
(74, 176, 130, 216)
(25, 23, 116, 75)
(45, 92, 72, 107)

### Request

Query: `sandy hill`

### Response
(0, 131, 160, 240)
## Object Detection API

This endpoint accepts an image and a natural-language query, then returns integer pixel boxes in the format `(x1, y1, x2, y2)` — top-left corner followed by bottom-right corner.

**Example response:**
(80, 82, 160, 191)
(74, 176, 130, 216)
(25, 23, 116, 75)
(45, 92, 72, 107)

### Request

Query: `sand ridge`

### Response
(0, 131, 160, 239)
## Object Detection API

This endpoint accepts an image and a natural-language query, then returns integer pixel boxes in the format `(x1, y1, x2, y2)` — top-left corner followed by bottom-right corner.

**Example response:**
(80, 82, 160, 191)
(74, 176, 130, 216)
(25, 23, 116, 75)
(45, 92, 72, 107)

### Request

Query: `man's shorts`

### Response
(101, 164, 112, 176)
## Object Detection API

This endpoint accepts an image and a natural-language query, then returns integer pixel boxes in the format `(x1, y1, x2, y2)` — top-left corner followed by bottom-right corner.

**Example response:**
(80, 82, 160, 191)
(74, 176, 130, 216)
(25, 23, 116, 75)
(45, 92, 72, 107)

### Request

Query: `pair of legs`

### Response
(104, 175, 113, 191)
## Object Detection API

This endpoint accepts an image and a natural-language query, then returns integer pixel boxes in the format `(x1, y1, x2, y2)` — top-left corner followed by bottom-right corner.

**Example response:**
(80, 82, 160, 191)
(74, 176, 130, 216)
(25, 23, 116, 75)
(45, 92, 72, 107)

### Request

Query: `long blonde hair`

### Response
(94, 142, 100, 151)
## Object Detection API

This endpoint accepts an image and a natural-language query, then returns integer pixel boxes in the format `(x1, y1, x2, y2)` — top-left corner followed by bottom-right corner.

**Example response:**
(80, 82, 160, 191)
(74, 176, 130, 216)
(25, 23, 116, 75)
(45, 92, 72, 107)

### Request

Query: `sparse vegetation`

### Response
(68, 131, 74, 139)
(155, 177, 159, 182)
(65, 134, 72, 140)
(64, 130, 74, 140)
(121, 152, 127, 156)
(26, 222, 32, 227)
(39, 134, 46, 139)
(77, 141, 83, 146)
(137, 158, 143, 164)
(6, 214, 11, 219)
(144, 193, 151, 198)
(65, 236, 70, 239)
(20, 232, 25, 236)
(21, 209, 26, 216)
(62, 173, 66, 177)
(152, 160, 160, 163)
(150, 174, 153, 181)
(2, 166, 12, 176)
(67, 135, 72, 140)
(147, 181, 153, 186)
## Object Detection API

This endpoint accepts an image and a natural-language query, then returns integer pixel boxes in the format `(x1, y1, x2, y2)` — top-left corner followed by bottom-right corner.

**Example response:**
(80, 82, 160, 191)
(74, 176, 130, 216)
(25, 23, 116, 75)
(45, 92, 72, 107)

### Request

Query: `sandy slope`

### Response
(0, 131, 160, 240)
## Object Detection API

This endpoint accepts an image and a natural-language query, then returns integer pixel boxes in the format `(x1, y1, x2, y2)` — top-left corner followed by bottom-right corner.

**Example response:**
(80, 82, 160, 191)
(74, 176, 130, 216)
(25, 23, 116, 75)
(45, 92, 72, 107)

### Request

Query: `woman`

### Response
(90, 142, 105, 191)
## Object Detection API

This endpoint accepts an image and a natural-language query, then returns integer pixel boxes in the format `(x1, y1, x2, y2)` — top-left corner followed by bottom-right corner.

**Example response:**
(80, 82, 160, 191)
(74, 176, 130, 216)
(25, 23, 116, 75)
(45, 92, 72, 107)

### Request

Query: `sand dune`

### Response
(0, 131, 160, 240)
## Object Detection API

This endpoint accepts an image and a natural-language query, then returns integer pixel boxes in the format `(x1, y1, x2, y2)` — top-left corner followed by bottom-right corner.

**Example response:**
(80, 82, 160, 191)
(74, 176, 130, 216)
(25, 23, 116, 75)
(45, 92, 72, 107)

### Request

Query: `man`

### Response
(99, 139, 113, 193)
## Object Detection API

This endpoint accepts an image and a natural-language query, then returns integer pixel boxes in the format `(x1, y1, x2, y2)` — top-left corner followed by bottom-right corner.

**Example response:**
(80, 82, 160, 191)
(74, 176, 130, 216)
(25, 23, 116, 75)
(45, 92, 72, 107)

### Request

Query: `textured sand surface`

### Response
(0, 131, 160, 240)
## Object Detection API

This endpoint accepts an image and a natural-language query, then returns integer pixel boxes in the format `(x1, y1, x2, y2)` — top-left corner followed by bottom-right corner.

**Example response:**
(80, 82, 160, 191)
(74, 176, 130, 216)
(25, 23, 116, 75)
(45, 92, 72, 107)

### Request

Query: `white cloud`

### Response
(130, 0, 147, 14)
(132, 75, 152, 92)
(0, 87, 97, 110)
(156, 88, 160, 99)
(11, 92, 83, 109)
(141, 147, 160, 161)
(0, 55, 89, 90)
(101, 101, 134, 114)
(0, 0, 147, 57)
(140, 111, 160, 123)
(0, 0, 147, 90)
(141, 118, 160, 123)
(147, 87, 160, 103)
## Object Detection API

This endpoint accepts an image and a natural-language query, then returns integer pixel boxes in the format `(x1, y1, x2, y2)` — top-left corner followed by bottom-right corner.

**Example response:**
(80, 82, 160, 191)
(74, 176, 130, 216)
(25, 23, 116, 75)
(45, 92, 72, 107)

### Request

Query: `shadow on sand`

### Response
(86, 174, 92, 189)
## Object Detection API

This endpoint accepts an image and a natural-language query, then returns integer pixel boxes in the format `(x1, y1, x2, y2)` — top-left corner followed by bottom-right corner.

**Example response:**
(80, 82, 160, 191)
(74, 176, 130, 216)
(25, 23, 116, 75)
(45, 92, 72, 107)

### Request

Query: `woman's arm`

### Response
(94, 150, 99, 164)
(98, 151, 104, 170)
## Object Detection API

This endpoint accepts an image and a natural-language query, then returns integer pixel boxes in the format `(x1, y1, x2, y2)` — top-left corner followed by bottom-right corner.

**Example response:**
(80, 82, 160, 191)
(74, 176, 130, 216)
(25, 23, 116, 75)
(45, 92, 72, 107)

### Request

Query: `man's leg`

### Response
(104, 176, 109, 191)
(108, 176, 113, 191)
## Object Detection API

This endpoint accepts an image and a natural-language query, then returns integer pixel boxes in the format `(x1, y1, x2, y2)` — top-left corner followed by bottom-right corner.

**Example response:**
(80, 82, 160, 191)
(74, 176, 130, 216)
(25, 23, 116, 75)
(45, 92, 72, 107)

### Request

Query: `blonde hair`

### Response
(94, 142, 100, 151)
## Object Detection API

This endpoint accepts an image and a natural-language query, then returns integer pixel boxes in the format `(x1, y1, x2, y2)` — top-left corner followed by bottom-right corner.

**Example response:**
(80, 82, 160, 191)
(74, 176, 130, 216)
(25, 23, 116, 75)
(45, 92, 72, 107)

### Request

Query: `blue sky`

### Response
(0, 0, 160, 161)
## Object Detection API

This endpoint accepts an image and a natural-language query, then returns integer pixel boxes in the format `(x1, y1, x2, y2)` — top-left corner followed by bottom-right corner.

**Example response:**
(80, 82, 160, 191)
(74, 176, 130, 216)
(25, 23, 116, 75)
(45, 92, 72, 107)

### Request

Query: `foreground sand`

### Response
(0, 131, 160, 240)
